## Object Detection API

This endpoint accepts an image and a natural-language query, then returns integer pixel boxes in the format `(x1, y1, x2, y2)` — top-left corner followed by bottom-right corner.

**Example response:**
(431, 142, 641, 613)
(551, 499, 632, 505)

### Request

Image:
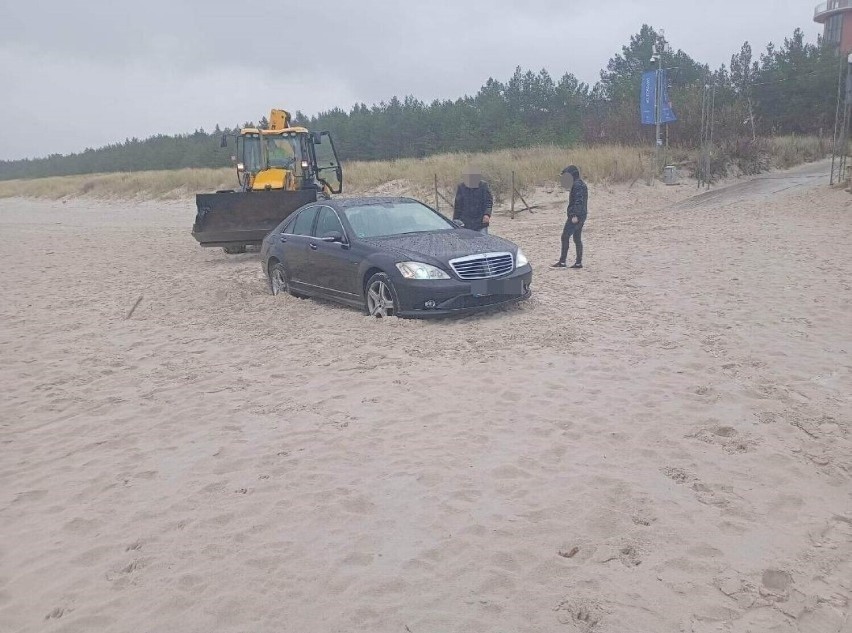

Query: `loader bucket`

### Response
(192, 188, 318, 248)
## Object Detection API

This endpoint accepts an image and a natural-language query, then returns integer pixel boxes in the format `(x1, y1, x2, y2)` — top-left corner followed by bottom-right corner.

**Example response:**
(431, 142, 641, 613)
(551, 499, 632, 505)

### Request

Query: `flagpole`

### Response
(656, 57, 662, 153)
(652, 46, 663, 178)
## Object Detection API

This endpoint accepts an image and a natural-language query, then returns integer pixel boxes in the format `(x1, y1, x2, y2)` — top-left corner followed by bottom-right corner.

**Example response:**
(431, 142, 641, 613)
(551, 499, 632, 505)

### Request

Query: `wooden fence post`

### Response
(433, 176, 455, 218)
(434, 174, 439, 212)
(511, 171, 516, 219)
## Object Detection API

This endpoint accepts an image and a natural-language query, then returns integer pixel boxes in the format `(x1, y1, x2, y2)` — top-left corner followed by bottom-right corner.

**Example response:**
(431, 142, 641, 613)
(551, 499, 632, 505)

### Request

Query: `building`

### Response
(815, 0, 852, 52)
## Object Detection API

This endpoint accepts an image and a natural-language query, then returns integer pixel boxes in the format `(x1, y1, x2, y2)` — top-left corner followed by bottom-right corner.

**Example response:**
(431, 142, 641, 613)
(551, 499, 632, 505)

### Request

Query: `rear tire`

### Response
(268, 262, 308, 299)
(364, 272, 399, 318)
(223, 245, 247, 254)
(268, 262, 290, 296)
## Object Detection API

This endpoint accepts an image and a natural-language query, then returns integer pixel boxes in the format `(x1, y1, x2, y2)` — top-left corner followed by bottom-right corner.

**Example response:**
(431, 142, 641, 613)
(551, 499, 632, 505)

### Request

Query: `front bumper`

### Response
(393, 266, 533, 318)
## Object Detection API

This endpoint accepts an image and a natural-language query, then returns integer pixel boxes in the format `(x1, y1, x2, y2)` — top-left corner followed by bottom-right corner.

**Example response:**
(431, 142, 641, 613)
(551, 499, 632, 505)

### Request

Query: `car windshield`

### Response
(343, 202, 454, 238)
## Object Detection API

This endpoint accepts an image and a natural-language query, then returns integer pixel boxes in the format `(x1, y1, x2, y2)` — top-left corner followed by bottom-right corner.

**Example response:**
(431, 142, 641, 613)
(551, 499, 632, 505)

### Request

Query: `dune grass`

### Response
(0, 136, 827, 202)
(0, 168, 235, 201)
(766, 135, 831, 170)
(344, 145, 669, 204)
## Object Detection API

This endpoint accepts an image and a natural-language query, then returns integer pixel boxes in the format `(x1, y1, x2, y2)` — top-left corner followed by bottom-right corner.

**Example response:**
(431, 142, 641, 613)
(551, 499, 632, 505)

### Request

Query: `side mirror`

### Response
(236, 162, 245, 173)
(312, 132, 322, 144)
(220, 134, 228, 148)
(453, 219, 464, 228)
(321, 231, 344, 243)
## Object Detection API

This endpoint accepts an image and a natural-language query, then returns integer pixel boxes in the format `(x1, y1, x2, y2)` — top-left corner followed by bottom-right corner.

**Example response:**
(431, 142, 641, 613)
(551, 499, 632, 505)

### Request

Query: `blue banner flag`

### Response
(640, 70, 677, 125)
(660, 69, 677, 124)
(640, 71, 656, 125)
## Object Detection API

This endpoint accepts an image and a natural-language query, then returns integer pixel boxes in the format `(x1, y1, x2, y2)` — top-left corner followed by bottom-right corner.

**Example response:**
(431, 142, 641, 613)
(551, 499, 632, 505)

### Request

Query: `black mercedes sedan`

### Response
(259, 197, 533, 318)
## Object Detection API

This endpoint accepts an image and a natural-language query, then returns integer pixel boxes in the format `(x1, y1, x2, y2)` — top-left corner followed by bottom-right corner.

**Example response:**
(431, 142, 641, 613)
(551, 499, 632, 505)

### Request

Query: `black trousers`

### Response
(560, 216, 585, 264)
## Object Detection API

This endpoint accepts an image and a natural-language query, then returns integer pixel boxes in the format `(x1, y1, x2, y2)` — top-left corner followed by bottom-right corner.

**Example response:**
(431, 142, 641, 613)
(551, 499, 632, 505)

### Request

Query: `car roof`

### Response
(326, 196, 422, 210)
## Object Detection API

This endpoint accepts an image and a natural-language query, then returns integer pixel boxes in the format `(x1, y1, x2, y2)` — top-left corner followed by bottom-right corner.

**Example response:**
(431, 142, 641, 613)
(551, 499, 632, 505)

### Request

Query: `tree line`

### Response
(0, 24, 840, 181)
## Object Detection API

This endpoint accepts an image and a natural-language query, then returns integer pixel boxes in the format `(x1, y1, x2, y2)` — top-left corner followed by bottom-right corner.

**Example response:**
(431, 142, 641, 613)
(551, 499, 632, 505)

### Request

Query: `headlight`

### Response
(515, 249, 529, 268)
(396, 262, 450, 280)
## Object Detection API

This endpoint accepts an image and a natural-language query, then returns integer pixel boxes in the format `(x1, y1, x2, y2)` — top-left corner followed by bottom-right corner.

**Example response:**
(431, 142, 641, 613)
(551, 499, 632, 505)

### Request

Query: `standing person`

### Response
(552, 165, 588, 269)
(453, 167, 493, 234)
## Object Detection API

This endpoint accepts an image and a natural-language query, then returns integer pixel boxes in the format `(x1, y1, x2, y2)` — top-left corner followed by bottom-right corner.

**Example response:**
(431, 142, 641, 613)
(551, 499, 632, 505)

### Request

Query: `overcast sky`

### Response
(0, 0, 820, 161)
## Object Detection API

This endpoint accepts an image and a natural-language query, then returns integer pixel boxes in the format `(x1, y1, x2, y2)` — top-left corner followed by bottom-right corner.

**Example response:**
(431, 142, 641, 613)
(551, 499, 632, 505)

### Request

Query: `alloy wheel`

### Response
(367, 280, 395, 317)
(270, 267, 288, 296)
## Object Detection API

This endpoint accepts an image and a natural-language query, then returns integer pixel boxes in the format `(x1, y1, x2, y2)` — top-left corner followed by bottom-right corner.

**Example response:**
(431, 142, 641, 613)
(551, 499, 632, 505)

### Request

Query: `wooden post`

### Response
(515, 189, 533, 215)
(434, 174, 439, 212)
(511, 171, 516, 219)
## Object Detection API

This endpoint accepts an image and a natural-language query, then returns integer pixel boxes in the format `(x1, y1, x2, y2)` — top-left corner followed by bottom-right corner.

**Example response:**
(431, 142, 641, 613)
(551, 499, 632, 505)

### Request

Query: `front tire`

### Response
(223, 245, 247, 254)
(364, 272, 399, 318)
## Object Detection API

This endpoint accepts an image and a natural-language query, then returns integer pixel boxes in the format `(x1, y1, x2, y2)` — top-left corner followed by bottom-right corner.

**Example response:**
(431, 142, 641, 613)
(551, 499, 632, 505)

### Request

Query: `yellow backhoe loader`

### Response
(192, 108, 343, 253)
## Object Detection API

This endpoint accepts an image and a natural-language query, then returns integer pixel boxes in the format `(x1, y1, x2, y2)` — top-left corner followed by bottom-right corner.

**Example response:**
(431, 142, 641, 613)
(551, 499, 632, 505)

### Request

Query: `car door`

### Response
(311, 132, 343, 194)
(308, 206, 361, 301)
(283, 205, 319, 288)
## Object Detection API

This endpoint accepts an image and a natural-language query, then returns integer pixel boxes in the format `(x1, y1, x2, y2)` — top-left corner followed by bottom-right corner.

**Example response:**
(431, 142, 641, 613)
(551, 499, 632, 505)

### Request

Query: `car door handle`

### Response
(309, 243, 318, 250)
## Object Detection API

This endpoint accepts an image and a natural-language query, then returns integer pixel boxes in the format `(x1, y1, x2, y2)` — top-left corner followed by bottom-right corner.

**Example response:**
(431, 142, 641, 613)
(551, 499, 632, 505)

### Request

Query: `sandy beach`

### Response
(1, 162, 850, 633)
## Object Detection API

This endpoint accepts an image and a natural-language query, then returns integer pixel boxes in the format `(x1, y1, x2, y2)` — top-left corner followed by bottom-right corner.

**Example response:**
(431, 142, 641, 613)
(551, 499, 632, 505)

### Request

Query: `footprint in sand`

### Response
(688, 425, 756, 454)
(661, 466, 694, 484)
(692, 481, 735, 509)
(45, 606, 72, 620)
(662, 466, 750, 516)
(617, 545, 642, 567)
(808, 515, 852, 555)
(105, 558, 145, 583)
(756, 411, 778, 424)
(176, 573, 206, 590)
(631, 509, 656, 527)
(554, 595, 605, 630)
(592, 543, 643, 568)
(761, 569, 792, 594)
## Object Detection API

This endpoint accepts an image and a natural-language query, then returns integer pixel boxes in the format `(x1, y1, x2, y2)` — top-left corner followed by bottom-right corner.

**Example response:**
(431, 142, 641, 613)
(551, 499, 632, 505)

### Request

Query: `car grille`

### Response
(449, 252, 514, 280)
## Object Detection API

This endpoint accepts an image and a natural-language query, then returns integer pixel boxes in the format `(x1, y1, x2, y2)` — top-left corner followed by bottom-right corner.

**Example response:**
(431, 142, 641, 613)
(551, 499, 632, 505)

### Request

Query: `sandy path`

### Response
(677, 160, 832, 210)
(0, 166, 850, 633)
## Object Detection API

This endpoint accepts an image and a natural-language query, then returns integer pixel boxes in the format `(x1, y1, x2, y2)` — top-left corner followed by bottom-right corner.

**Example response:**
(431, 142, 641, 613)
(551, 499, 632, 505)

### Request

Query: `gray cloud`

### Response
(0, 0, 820, 160)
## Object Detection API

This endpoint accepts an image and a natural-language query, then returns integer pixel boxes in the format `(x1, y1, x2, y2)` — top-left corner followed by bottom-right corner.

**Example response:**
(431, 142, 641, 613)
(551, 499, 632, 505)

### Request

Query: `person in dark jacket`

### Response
(453, 168, 493, 234)
(552, 165, 588, 268)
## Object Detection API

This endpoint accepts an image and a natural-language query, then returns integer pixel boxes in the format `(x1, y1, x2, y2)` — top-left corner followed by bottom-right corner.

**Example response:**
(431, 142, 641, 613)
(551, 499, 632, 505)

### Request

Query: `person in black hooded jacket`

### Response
(552, 165, 587, 269)
(453, 168, 493, 233)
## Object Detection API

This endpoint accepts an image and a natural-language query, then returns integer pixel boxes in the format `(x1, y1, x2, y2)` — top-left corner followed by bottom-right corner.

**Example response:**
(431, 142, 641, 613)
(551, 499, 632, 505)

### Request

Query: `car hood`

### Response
(360, 230, 517, 263)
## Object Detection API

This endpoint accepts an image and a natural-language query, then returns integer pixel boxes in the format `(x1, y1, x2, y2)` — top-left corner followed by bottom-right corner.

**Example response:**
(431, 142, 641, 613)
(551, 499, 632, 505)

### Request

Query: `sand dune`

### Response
(1, 164, 850, 633)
